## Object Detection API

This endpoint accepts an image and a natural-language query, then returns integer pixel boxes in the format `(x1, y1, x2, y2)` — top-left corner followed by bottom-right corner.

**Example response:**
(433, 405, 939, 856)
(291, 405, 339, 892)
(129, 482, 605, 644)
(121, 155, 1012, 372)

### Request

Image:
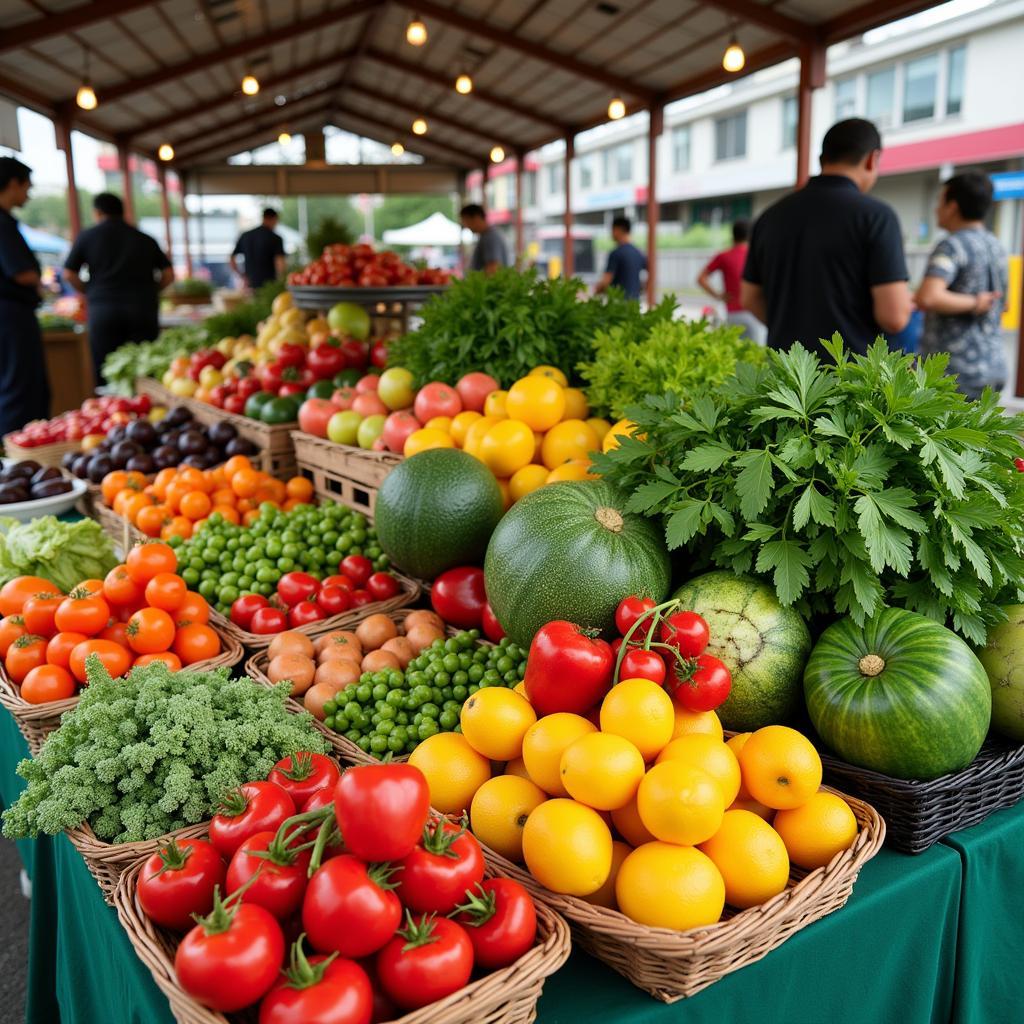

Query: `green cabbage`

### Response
(0, 516, 119, 593)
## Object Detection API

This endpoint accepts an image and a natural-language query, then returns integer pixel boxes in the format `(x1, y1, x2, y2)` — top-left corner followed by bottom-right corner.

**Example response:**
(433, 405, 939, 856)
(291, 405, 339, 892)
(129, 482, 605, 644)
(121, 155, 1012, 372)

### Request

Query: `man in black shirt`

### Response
(0, 157, 50, 434)
(231, 207, 286, 289)
(741, 118, 911, 358)
(64, 192, 173, 384)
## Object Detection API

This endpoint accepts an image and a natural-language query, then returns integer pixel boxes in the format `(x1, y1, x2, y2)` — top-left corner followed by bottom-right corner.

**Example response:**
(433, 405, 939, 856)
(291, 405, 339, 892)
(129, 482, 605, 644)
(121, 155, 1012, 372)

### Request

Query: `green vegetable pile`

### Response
(2, 659, 328, 844)
(323, 631, 527, 756)
(170, 278, 213, 299)
(594, 338, 1024, 645)
(0, 516, 118, 593)
(101, 325, 207, 396)
(579, 312, 767, 420)
(388, 268, 651, 386)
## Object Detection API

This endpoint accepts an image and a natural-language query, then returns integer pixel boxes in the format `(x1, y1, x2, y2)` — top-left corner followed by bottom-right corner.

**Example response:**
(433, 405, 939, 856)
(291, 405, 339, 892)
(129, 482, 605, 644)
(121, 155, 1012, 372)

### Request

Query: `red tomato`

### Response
(316, 586, 352, 616)
(0, 615, 27, 658)
(348, 590, 373, 609)
(277, 572, 320, 607)
(455, 878, 537, 970)
(21, 592, 63, 638)
(413, 382, 462, 423)
(209, 781, 297, 860)
(455, 372, 500, 413)
(376, 915, 473, 1011)
(430, 567, 486, 629)
(267, 752, 341, 806)
(659, 610, 710, 658)
(224, 393, 247, 415)
(333, 763, 430, 863)
(301, 788, 345, 859)
(175, 895, 285, 1012)
(298, 398, 340, 438)
(339, 556, 372, 587)
(481, 601, 506, 643)
(614, 595, 656, 638)
(250, 607, 289, 635)
(258, 942, 373, 1024)
(321, 574, 355, 592)
(365, 573, 399, 602)
(302, 855, 402, 958)
(667, 652, 732, 712)
(398, 819, 485, 914)
(226, 830, 312, 920)
(289, 601, 326, 628)
(137, 838, 226, 932)
(523, 620, 614, 716)
(619, 647, 667, 687)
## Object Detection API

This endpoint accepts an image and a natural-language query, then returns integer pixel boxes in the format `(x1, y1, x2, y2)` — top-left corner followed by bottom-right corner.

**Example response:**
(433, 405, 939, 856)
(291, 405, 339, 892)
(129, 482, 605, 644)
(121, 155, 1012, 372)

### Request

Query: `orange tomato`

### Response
(180, 491, 212, 521)
(124, 492, 157, 523)
(103, 565, 144, 607)
(210, 488, 236, 508)
(54, 592, 111, 636)
(0, 577, 60, 617)
(286, 477, 314, 502)
(126, 607, 176, 654)
(136, 504, 171, 538)
(126, 542, 178, 584)
(113, 489, 133, 516)
(161, 517, 193, 541)
(223, 455, 253, 481)
(21, 664, 76, 704)
(77, 579, 106, 596)
(173, 592, 210, 627)
(164, 481, 191, 514)
(98, 621, 131, 649)
(265, 479, 287, 504)
(101, 470, 129, 506)
(124, 470, 148, 491)
(206, 467, 228, 490)
(132, 651, 183, 671)
(177, 467, 210, 493)
(0, 616, 27, 657)
(145, 573, 187, 612)
(5, 635, 48, 683)
(231, 468, 262, 499)
(45, 631, 88, 670)
(191, 518, 209, 534)
(242, 509, 261, 526)
(152, 467, 177, 500)
(173, 623, 221, 665)
(22, 592, 63, 637)
(69, 638, 132, 683)
(211, 504, 241, 525)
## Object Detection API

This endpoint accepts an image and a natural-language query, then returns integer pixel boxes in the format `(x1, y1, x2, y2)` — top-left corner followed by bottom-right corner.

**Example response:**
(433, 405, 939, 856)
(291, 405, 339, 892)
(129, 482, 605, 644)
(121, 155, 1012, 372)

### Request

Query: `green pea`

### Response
(386, 689, 405, 707)
(198, 579, 217, 600)
(218, 585, 239, 605)
(421, 702, 440, 719)
(418, 720, 439, 741)
(182, 567, 199, 587)
(452, 684, 468, 701)
(356, 683, 372, 702)
(388, 734, 407, 753)
(370, 735, 388, 754)
(439, 710, 458, 730)
(372, 683, 388, 701)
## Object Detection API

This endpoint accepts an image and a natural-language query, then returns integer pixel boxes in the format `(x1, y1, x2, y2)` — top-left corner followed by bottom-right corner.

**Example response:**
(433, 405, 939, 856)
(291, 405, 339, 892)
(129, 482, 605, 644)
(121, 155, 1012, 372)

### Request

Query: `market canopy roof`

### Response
(0, 0, 946, 172)
(382, 211, 471, 246)
(19, 223, 68, 254)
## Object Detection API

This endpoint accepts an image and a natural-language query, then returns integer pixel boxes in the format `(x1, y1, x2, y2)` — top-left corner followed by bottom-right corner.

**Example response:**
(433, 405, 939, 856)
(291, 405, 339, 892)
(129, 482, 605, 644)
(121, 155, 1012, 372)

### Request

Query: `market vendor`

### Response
(0, 156, 50, 436)
(63, 192, 174, 385)
(460, 203, 510, 275)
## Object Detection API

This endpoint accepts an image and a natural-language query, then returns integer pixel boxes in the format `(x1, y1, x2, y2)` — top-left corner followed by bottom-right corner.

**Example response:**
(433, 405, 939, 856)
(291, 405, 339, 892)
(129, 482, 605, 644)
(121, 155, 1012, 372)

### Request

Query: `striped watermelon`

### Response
(804, 608, 991, 781)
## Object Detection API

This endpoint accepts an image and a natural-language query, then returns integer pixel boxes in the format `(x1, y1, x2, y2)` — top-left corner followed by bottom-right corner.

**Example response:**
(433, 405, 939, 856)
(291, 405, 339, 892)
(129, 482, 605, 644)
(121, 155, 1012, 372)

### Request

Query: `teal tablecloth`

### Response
(3, 702, 1023, 1024)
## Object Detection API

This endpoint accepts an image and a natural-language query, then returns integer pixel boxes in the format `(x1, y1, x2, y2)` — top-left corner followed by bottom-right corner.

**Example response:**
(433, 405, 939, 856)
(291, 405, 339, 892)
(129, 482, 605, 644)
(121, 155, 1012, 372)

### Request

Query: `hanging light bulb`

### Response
(241, 72, 260, 95)
(722, 35, 745, 73)
(391, 142, 405, 156)
(455, 73, 473, 95)
(406, 17, 427, 46)
(76, 47, 98, 110)
(158, 143, 175, 162)
(412, 118, 427, 135)
(277, 131, 292, 145)
(607, 97, 626, 120)
(490, 145, 505, 163)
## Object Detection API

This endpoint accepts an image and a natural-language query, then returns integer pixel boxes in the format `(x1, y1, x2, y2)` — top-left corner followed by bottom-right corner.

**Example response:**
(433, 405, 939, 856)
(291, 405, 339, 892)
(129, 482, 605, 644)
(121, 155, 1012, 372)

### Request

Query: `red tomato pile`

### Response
(289, 243, 450, 288)
(0, 542, 222, 703)
(430, 566, 505, 640)
(6, 394, 151, 448)
(142, 759, 538, 1021)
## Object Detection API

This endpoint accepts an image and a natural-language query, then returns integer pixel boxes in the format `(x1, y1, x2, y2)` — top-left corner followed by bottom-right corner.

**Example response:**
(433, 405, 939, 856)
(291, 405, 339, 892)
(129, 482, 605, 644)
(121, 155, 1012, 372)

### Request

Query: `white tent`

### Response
(382, 211, 472, 247)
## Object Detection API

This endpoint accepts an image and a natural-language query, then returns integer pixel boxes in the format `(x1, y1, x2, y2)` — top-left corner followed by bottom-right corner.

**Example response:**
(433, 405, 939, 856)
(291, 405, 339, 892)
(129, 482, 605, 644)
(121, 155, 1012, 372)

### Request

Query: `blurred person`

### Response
(741, 118, 912, 357)
(594, 216, 647, 301)
(64, 192, 173, 384)
(231, 207, 286, 289)
(915, 170, 1007, 399)
(698, 219, 765, 343)
(0, 156, 50, 433)
(460, 203, 510, 275)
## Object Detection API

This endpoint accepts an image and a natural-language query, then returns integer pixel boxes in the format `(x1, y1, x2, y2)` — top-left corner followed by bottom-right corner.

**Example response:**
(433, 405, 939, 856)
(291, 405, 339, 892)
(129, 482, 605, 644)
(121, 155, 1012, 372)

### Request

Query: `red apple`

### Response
(414, 381, 462, 422)
(352, 392, 388, 417)
(382, 410, 421, 453)
(356, 374, 380, 394)
(456, 372, 500, 413)
(331, 386, 357, 410)
(298, 397, 340, 438)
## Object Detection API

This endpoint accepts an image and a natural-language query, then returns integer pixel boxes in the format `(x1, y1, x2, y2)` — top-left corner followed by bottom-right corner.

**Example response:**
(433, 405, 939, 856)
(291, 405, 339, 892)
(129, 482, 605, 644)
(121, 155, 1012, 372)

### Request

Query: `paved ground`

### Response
(0, 839, 29, 1021)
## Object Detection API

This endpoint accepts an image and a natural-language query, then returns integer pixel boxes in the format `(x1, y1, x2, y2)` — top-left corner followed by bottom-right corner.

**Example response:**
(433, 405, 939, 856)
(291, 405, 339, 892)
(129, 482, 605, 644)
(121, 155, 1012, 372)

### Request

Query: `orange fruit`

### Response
(610, 793, 656, 847)
(636, 761, 725, 846)
(602, 418, 637, 453)
(586, 417, 612, 441)
(599, 677, 674, 761)
(460, 687, 536, 761)
(739, 726, 823, 810)
(773, 791, 859, 870)
(522, 798, 612, 896)
(541, 419, 600, 470)
(469, 774, 547, 862)
(724, 732, 773, 819)
(505, 376, 565, 432)
(528, 365, 568, 386)
(152, 467, 177, 500)
(509, 464, 549, 502)
(286, 477, 314, 502)
(546, 459, 597, 483)
(124, 491, 157, 523)
(483, 391, 508, 418)
(136, 504, 170, 538)
(450, 410, 482, 447)
(408, 733, 491, 815)
(177, 467, 209, 493)
(559, 732, 645, 811)
(582, 840, 631, 910)
(231, 468, 263, 499)
(655, 735, 741, 806)
(161, 516, 193, 540)
(179, 490, 212, 521)
(223, 455, 252, 480)
(404, 428, 455, 457)
(210, 488, 236, 508)
(164, 480, 191, 513)
(101, 470, 129, 506)
(699, 809, 790, 909)
(211, 504, 241, 525)
(504, 756, 531, 781)
(521, 713, 596, 796)
(672, 706, 724, 741)
(479, 420, 535, 477)
(561, 387, 590, 421)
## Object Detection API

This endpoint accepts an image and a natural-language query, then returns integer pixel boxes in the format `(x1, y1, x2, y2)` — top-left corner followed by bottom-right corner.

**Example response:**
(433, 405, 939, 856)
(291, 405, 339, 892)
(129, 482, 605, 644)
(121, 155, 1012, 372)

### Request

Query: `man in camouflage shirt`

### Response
(916, 170, 1008, 399)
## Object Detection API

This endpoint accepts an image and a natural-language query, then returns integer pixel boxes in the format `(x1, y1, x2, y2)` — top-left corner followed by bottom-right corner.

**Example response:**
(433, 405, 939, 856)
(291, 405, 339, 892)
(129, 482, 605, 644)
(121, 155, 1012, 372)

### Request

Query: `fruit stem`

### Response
(858, 654, 885, 677)
(153, 838, 192, 876)
(613, 598, 680, 684)
(594, 507, 624, 533)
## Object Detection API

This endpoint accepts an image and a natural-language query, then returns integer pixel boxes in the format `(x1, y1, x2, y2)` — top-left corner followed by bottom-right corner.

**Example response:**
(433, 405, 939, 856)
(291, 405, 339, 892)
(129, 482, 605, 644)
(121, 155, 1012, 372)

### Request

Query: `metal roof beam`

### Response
(329, 106, 486, 166)
(697, 0, 815, 43)
(0, 0, 153, 53)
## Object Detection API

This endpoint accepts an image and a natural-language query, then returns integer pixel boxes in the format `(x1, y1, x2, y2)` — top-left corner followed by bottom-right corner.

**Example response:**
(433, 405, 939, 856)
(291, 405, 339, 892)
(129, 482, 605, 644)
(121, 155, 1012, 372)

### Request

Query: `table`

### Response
(2, 701, 1022, 1024)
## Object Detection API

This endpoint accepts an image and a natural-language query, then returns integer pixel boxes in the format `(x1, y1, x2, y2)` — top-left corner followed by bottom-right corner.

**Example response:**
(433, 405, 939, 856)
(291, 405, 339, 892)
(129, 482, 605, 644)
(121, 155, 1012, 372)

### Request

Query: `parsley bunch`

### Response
(592, 337, 1024, 644)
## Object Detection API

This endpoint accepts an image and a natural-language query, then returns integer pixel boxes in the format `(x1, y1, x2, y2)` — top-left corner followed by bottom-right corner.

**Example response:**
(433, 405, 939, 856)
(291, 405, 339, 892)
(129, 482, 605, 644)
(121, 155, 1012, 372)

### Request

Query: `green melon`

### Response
(804, 608, 991, 780)
(374, 448, 504, 579)
(977, 605, 1024, 743)
(484, 480, 671, 648)
(671, 572, 812, 731)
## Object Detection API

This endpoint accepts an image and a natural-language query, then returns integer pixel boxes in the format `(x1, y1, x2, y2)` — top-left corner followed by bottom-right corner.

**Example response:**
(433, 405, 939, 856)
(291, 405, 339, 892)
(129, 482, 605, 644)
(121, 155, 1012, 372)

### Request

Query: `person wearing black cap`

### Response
(0, 156, 50, 434)
(64, 192, 174, 384)
(231, 207, 287, 289)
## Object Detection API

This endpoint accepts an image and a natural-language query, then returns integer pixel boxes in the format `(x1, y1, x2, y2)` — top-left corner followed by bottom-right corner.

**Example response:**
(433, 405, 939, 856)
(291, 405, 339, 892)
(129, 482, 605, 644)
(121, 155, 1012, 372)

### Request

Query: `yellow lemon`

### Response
(505, 755, 531, 779)
(424, 415, 453, 433)
(655, 735, 742, 806)
(582, 840, 631, 909)
(773, 791, 859, 870)
(610, 794, 656, 847)
(600, 677, 675, 762)
(546, 459, 598, 483)
(615, 843, 725, 931)
(739, 726, 823, 810)
(699, 809, 790, 909)
(637, 761, 725, 846)
(559, 732, 645, 810)
(449, 410, 482, 447)
(521, 713, 596, 796)
(404, 427, 455, 457)
(522, 798, 612, 895)
(562, 387, 590, 420)
(479, 419, 535, 477)
(461, 687, 537, 761)
(462, 415, 503, 458)
(672, 705, 724, 741)
(408, 732, 491, 815)
(529, 364, 568, 387)
(470, 775, 547, 863)
(602, 418, 637, 453)
(541, 419, 601, 470)
(586, 417, 612, 441)
(510, 464, 549, 502)
(483, 390, 508, 418)
(506, 376, 566, 432)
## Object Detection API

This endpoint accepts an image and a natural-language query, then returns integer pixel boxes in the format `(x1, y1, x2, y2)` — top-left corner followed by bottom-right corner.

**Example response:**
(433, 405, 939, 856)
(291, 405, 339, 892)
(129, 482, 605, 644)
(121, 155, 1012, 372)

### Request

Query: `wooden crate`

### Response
(2, 435, 80, 468)
(134, 377, 175, 407)
(291, 430, 401, 519)
(182, 399, 297, 477)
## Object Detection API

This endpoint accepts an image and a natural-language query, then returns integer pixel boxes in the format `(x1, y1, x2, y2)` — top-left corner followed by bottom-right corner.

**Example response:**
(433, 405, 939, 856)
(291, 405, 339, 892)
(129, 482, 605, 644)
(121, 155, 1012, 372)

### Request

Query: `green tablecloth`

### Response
(3, 702, 1023, 1024)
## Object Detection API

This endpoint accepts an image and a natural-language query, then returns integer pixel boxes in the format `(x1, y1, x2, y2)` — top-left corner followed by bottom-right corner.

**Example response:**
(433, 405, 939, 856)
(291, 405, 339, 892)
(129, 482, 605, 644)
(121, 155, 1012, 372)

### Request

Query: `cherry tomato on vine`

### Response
(398, 819, 485, 914)
(209, 781, 297, 860)
(667, 652, 732, 712)
(659, 610, 710, 658)
(619, 647, 667, 687)
(137, 838, 226, 932)
(455, 878, 537, 970)
(614, 595, 656, 637)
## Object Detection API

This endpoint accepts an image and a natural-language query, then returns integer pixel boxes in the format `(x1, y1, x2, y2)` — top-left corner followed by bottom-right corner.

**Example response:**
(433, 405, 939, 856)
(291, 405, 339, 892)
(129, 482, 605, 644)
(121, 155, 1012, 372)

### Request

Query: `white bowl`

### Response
(0, 460, 88, 522)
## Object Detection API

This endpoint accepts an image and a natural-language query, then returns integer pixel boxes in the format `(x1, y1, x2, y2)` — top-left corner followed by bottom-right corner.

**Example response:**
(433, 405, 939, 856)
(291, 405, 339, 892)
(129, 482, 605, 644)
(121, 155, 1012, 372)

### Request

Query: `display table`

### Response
(41, 328, 93, 415)
(2, 700, 1022, 1024)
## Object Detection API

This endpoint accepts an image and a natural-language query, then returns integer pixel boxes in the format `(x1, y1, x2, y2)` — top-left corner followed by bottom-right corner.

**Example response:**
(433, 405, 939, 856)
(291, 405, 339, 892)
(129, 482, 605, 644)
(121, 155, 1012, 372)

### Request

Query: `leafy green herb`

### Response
(0, 516, 118, 593)
(101, 325, 207, 396)
(593, 337, 1024, 644)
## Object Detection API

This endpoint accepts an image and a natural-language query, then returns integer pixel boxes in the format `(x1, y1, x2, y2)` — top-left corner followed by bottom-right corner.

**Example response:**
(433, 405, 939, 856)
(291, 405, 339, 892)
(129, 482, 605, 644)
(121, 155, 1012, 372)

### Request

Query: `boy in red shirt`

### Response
(698, 220, 765, 343)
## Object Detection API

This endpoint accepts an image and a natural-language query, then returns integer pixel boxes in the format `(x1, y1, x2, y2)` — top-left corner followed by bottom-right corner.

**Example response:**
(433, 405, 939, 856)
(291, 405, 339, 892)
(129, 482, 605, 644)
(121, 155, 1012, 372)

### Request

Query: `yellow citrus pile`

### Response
(402, 365, 636, 507)
(408, 680, 860, 932)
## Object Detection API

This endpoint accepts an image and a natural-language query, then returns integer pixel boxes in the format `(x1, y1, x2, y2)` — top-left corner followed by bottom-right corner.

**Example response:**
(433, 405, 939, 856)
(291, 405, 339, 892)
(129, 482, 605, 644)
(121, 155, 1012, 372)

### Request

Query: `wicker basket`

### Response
(0, 629, 244, 756)
(292, 430, 401, 518)
(92, 501, 148, 548)
(2, 434, 80, 468)
(818, 736, 1024, 855)
(114, 849, 571, 1024)
(135, 377, 176, 407)
(479, 787, 884, 1003)
(182, 399, 297, 478)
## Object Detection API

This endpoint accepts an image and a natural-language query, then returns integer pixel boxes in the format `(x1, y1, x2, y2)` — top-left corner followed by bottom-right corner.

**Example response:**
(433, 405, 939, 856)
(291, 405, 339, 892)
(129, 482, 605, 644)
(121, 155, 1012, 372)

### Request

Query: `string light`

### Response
(608, 97, 626, 120)
(277, 131, 292, 145)
(406, 17, 427, 45)
(722, 35, 745, 73)
(490, 145, 505, 163)
(76, 47, 97, 110)
(455, 73, 473, 94)
(241, 72, 260, 95)
(157, 143, 175, 161)
(412, 118, 427, 135)
(391, 142, 405, 155)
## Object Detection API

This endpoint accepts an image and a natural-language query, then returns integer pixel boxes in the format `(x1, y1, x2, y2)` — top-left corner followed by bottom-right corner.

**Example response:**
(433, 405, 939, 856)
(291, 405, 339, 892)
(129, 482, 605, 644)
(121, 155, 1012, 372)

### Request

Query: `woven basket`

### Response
(2, 435, 80, 468)
(479, 787, 884, 1003)
(0, 629, 244, 756)
(819, 736, 1024, 855)
(135, 377, 176, 407)
(93, 501, 148, 548)
(292, 429, 401, 519)
(114, 849, 571, 1024)
(182, 399, 297, 478)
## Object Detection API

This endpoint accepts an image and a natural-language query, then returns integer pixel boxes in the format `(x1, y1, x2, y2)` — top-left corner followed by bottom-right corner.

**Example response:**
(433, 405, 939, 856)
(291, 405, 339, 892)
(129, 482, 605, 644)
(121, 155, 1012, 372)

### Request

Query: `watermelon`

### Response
(977, 605, 1024, 742)
(671, 572, 811, 731)
(374, 448, 504, 579)
(804, 608, 991, 781)
(484, 480, 671, 648)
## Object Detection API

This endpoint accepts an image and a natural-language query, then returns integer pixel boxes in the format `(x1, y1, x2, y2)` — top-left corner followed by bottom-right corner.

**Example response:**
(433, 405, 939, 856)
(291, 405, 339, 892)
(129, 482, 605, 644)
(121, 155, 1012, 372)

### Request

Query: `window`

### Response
(714, 111, 747, 161)
(601, 143, 633, 182)
(579, 154, 594, 189)
(547, 162, 563, 194)
(866, 67, 896, 127)
(781, 96, 798, 149)
(946, 45, 965, 115)
(671, 125, 690, 171)
(903, 53, 939, 122)
(522, 171, 537, 207)
(834, 78, 857, 119)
